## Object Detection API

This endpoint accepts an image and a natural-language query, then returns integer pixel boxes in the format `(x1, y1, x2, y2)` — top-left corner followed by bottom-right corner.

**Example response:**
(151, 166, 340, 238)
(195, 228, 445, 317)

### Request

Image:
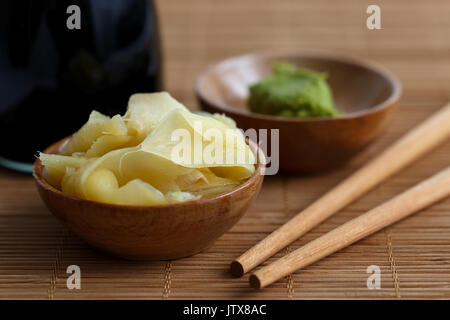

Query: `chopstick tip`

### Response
(249, 274, 262, 289)
(230, 260, 244, 277)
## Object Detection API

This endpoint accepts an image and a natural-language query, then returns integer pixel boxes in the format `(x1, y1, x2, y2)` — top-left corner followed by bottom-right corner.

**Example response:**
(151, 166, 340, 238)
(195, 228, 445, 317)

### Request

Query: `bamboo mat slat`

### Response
(1, 0, 450, 299)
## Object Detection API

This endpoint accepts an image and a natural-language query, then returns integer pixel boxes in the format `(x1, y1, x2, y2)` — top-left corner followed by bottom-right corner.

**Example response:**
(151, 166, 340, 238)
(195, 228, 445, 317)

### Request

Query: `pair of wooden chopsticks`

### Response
(231, 102, 450, 289)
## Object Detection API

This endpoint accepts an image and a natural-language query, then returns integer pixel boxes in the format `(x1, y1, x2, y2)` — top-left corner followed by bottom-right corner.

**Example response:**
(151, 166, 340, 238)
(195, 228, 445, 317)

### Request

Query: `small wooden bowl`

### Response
(195, 51, 402, 173)
(33, 137, 265, 260)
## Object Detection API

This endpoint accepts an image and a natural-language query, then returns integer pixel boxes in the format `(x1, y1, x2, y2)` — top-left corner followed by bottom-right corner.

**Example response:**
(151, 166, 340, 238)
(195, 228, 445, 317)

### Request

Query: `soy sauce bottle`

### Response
(0, 0, 162, 171)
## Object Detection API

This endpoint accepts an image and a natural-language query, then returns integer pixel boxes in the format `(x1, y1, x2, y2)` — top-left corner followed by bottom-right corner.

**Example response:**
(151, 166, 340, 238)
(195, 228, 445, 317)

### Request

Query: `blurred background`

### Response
(156, 0, 449, 108)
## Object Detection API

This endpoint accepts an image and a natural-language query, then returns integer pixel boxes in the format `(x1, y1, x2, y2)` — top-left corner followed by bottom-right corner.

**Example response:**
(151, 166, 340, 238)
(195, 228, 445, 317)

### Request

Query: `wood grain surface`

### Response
(1, 0, 450, 299)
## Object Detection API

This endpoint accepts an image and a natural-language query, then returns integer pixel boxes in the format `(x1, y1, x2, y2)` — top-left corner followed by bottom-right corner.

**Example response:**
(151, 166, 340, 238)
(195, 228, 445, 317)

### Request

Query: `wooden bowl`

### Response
(195, 51, 402, 174)
(33, 137, 265, 260)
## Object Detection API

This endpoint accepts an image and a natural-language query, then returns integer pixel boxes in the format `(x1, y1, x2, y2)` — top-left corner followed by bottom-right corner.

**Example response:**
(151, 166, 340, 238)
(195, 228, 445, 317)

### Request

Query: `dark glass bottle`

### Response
(0, 0, 162, 171)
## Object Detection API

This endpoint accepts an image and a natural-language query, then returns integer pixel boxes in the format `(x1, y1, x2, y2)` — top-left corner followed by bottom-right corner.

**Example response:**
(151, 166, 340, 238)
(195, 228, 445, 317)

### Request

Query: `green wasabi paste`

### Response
(248, 62, 340, 118)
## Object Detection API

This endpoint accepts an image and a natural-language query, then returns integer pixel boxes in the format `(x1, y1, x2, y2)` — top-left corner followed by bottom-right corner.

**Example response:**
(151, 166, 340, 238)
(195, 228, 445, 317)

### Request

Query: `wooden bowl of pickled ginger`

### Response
(33, 137, 265, 260)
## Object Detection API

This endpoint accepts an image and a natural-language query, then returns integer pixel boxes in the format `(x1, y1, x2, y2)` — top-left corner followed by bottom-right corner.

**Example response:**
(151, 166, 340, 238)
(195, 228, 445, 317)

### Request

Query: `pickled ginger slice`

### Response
(85, 134, 133, 158)
(166, 191, 200, 204)
(61, 147, 137, 198)
(174, 169, 208, 190)
(118, 149, 193, 194)
(83, 168, 120, 203)
(123, 92, 188, 142)
(114, 179, 167, 205)
(180, 168, 239, 198)
(61, 167, 82, 198)
(61, 112, 128, 155)
(39, 153, 89, 189)
(206, 112, 238, 129)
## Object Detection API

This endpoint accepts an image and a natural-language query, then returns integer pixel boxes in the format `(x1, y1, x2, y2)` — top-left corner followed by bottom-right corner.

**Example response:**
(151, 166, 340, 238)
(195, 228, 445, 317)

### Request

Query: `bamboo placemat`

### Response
(1, 0, 450, 299)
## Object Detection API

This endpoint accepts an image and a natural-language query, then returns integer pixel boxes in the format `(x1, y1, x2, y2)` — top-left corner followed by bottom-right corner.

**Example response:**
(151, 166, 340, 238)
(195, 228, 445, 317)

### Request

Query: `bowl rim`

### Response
(195, 50, 402, 122)
(33, 136, 266, 211)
